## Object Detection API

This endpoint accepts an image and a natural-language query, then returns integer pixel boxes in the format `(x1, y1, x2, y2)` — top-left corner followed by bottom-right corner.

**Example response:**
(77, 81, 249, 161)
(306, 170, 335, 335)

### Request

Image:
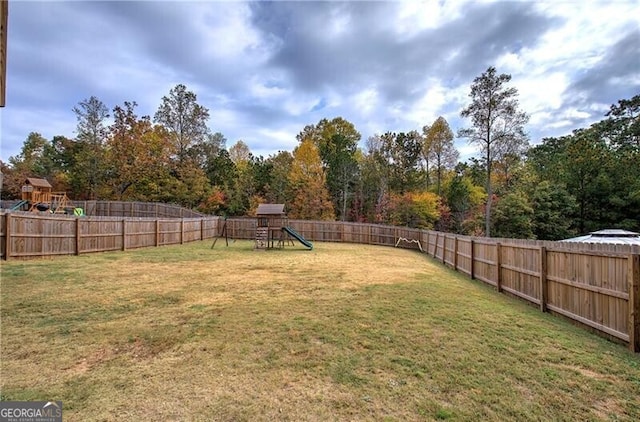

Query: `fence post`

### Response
(5, 212, 11, 260)
(156, 219, 160, 247)
(539, 246, 548, 312)
(629, 254, 640, 352)
(425, 231, 430, 256)
(122, 219, 127, 251)
(75, 217, 81, 255)
(442, 236, 446, 265)
(453, 236, 458, 270)
(180, 219, 184, 244)
(496, 243, 502, 292)
(470, 239, 475, 280)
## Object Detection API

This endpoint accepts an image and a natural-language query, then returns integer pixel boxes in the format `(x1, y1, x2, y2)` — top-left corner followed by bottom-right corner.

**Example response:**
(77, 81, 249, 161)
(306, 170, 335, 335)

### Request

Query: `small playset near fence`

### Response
(254, 203, 313, 250)
(15, 178, 70, 213)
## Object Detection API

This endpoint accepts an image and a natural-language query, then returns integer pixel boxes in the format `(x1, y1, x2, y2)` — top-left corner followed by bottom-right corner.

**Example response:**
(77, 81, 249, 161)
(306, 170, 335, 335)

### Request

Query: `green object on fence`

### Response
(73, 208, 84, 216)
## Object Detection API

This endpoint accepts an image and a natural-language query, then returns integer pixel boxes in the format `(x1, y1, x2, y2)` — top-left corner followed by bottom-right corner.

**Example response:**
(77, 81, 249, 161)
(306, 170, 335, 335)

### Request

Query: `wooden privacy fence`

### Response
(0, 212, 638, 352)
(0, 212, 220, 258)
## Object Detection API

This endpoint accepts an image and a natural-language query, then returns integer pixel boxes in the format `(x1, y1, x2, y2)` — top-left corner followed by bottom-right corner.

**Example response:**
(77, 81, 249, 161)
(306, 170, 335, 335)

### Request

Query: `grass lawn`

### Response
(1, 240, 639, 421)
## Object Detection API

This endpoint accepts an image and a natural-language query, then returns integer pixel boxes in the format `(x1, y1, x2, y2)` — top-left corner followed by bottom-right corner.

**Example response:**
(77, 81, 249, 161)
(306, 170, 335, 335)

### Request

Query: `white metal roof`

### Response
(561, 229, 640, 245)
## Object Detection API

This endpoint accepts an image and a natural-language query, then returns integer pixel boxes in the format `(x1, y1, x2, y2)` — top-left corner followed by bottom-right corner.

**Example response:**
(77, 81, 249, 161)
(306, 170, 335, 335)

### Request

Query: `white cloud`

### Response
(351, 88, 380, 117)
(394, 0, 468, 36)
(3, 0, 639, 164)
(532, 1, 639, 71)
(198, 3, 264, 61)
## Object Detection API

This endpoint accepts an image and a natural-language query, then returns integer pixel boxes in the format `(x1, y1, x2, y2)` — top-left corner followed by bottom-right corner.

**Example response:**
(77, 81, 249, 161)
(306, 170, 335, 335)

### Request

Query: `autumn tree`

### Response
(154, 84, 210, 160)
(288, 139, 334, 220)
(425, 116, 458, 196)
(297, 117, 361, 221)
(388, 191, 440, 229)
(106, 102, 174, 200)
(459, 66, 529, 237)
(228, 140, 251, 164)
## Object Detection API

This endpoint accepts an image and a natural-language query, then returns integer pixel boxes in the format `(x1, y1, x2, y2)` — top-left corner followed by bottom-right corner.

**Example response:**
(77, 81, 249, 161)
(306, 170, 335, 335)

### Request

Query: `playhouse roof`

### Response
(256, 203, 286, 216)
(561, 229, 640, 245)
(24, 178, 52, 188)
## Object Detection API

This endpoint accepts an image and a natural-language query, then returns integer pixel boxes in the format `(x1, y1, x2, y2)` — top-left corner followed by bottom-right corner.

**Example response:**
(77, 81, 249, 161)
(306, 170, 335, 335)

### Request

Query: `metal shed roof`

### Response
(561, 229, 640, 245)
(256, 203, 286, 215)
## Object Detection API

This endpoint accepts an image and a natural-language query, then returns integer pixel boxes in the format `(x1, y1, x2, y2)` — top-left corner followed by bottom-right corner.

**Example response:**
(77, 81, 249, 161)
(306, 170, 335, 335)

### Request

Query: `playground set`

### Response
(12, 177, 72, 214)
(212, 203, 313, 250)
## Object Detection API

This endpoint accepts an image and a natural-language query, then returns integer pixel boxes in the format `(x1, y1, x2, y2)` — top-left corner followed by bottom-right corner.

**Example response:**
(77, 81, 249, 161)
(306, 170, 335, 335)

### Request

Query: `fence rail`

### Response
(0, 211, 638, 352)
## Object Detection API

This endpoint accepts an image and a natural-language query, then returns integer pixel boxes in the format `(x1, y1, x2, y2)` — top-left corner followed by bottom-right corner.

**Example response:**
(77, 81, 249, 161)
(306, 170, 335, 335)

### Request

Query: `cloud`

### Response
(2, 0, 639, 163)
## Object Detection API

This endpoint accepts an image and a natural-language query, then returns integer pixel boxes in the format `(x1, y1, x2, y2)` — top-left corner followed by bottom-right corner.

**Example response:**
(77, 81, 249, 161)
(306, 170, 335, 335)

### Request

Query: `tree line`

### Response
(2, 68, 638, 239)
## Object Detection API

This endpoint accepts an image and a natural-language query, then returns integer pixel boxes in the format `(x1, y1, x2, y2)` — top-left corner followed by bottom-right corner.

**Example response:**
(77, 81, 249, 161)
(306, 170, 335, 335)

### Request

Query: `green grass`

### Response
(1, 240, 639, 421)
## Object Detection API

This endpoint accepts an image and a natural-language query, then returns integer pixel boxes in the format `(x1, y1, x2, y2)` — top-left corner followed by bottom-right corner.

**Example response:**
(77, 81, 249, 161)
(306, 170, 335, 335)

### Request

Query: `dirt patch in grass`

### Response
(2, 240, 640, 421)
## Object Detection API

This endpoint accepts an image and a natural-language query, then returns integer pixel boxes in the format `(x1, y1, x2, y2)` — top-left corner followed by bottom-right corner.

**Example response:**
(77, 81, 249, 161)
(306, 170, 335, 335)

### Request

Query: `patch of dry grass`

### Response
(1, 240, 640, 421)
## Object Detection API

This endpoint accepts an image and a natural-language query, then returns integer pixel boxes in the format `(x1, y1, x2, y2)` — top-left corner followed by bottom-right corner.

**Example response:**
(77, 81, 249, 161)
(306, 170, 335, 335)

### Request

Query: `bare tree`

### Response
(458, 67, 529, 237)
(426, 116, 458, 196)
(154, 84, 210, 160)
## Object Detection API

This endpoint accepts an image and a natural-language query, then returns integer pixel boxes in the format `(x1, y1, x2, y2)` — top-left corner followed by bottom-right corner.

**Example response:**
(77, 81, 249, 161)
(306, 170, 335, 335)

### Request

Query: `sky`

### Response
(1, 0, 639, 163)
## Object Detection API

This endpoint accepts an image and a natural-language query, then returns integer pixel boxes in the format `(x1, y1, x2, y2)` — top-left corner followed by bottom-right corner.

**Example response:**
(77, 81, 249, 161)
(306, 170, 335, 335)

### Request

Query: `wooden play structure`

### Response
(18, 178, 70, 213)
(255, 203, 313, 250)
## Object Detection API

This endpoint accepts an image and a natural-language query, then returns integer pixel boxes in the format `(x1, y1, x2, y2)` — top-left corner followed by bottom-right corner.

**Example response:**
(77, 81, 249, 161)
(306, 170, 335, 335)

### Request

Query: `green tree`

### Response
(265, 151, 293, 204)
(531, 181, 577, 240)
(224, 140, 254, 215)
(491, 191, 534, 239)
(599, 95, 640, 230)
(459, 66, 529, 237)
(73, 96, 109, 199)
(164, 159, 211, 208)
(360, 140, 389, 223)
(321, 133, 358, 221)
(204, 149, 237, 190)
(191, 132, 227, 168)
(154, 84, 210, 160)
(378, 131, 425, 194)
(443, 166, 487, 234)
(5, 133, 57, 197)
